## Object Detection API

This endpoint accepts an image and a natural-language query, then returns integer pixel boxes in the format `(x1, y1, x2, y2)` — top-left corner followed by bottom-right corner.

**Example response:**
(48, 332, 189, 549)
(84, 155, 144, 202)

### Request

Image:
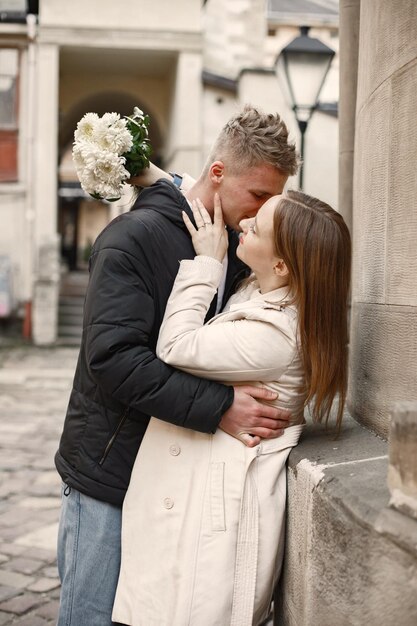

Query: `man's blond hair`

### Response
(203, 105, 299, 177)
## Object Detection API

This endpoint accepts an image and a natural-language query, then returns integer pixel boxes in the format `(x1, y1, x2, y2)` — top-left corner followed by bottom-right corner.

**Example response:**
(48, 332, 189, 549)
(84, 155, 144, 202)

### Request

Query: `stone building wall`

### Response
(203, 0, 265, 78)
(348, 0, 417, 437)
(276, 3, 417, 623)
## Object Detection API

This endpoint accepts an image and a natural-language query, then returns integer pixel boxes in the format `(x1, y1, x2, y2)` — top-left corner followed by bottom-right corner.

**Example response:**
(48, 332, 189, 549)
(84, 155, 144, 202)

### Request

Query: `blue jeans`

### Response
(57, 485, 123, 626)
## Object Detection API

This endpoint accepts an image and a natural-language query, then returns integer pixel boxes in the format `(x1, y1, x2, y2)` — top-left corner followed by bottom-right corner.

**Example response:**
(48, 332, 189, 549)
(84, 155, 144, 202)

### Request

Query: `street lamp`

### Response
(276, 26, 335, 189)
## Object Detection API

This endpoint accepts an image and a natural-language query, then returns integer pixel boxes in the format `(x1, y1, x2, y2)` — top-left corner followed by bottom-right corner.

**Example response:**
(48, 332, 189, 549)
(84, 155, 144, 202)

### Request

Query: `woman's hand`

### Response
(182, 194, 228, 262)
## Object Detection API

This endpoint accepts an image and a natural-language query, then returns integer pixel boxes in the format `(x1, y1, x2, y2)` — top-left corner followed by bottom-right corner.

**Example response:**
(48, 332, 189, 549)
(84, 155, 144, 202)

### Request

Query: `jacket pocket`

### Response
(210, 462, 226, 531)
(98, 408, 129, 466)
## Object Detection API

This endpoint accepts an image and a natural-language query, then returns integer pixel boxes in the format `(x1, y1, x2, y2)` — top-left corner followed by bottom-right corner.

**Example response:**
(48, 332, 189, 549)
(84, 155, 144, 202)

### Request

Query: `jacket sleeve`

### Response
(157, 256, 296, 382)
(83, 227, 233, 434)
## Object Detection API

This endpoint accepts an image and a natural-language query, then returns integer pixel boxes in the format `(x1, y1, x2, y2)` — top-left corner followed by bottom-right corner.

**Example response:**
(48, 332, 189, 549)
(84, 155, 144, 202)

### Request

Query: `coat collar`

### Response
(229, 281, 293, 312)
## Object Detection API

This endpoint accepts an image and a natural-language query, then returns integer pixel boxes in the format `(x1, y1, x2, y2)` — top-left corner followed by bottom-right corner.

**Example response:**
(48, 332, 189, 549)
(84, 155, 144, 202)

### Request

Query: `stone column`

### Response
(165, 51, 203, 177)
(338, 0, 360, 233)
(32, 43, 60, 345)
(33, 43, 59, 246)
(348, 0, 417, 437)
(32, 235, 60, 346)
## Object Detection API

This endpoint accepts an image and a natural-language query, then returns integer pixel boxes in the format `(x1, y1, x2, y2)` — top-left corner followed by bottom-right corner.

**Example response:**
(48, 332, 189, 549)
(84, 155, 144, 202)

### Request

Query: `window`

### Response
(0, 1, 27, 22)
(0, 48, 19, 182)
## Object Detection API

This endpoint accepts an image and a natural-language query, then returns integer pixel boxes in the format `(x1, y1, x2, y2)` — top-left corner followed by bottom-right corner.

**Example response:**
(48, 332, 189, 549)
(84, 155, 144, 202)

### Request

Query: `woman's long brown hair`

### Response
(273, 191, 351, 429)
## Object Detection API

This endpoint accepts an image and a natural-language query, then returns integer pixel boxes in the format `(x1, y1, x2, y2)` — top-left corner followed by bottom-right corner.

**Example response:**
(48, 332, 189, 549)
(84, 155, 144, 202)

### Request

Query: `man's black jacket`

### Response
(55, 180, 249, 506)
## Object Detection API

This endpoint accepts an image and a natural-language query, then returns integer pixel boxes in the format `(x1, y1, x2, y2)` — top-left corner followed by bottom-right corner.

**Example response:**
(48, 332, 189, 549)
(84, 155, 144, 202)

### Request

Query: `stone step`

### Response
(60, 271, 89, 286)
(57, 325, 83, 339)
(58, 272, 88, 343)
(59, 271, 89, 298)
(59, 300, 84, 310)
(60, 285, 88, 297)
(58, 312, 83, 325)
(56, 335, 82, 346)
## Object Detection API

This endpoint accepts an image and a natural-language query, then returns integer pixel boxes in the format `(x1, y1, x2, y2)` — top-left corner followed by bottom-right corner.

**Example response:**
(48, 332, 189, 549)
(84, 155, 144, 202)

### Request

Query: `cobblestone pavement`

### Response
(0, 345, 274, 626)
(0, 345, 78, 625)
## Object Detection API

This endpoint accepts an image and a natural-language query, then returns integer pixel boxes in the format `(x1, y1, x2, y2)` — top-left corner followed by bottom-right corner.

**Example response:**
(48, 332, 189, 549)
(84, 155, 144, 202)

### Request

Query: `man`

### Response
(55, 105, 298, 625)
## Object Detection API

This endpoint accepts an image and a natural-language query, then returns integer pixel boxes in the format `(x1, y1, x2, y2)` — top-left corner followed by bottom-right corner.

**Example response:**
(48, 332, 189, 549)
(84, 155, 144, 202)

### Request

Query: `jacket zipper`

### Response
(98, 408, 129, 466)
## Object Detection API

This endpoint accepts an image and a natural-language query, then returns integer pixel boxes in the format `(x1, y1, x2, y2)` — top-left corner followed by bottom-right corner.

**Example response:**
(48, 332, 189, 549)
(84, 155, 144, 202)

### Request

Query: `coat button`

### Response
(163, 497, 174, 509)
(169, 444, 181, 456)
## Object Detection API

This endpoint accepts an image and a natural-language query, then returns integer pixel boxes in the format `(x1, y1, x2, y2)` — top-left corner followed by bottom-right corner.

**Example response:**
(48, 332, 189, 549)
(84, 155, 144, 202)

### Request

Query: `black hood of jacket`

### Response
(131, 179, 192, 227)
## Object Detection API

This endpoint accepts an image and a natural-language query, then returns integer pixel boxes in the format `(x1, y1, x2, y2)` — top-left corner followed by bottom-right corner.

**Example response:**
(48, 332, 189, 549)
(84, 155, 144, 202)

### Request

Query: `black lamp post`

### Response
(276, 26, 335, 189)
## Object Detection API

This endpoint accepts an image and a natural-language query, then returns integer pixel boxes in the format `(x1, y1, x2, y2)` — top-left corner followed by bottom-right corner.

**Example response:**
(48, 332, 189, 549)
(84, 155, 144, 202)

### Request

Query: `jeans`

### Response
(57, 485, 123, 626)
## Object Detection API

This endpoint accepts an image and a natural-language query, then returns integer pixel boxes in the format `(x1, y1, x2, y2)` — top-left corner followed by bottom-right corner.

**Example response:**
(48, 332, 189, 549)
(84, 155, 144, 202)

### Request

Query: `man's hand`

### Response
(219, 385, 291, 447)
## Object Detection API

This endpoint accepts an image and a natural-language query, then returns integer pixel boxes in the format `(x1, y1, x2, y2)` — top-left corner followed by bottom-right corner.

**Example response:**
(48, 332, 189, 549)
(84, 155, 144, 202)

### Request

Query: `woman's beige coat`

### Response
(112, 256, 305, 626)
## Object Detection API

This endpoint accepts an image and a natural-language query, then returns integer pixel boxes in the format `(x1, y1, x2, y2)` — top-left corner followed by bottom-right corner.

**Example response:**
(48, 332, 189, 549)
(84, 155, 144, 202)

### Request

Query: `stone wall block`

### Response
(165, 52, 203, 176)
(356, 0, 417, 112)
(203, 0, 265, 78)
(349, 304, 417, 437)
(40, 0, 201, 32)
(274, 459, 321, 625)
(353, 83, 390, 304)
(37, 237, 60, 283)
(277, 463, 417, 625)
(32, 280, 59, 346)
(32, 237, 60, 346)
(386, 60, 417, 306)
(388, 401, 417, 519)
(275, 418, 417, 625)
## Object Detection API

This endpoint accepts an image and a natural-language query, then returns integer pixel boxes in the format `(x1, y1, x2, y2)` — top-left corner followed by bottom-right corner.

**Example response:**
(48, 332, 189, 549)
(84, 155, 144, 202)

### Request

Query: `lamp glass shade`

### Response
(277, 28, 335, 122)
(283, 51, 333, 119)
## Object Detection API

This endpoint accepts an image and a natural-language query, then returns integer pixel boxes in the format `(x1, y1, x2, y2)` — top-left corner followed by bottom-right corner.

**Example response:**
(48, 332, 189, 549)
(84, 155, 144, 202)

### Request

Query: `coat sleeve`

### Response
(83, 226, 233, 434)
(157, 256, 297, 382)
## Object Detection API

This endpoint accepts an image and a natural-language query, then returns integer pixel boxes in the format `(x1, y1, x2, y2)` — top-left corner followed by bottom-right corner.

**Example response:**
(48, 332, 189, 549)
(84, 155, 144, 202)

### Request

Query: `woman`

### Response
(112, 190, 351, 626)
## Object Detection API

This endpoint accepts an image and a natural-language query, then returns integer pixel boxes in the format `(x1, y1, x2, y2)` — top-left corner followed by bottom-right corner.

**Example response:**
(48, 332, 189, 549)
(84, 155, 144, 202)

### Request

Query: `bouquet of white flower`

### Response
(72, 107, 151, 201)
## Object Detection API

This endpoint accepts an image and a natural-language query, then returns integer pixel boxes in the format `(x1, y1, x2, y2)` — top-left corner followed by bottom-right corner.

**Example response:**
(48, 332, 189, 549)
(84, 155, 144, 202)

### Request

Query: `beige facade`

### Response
(0, 0, 340, 345)
(0, 0, 205, 344)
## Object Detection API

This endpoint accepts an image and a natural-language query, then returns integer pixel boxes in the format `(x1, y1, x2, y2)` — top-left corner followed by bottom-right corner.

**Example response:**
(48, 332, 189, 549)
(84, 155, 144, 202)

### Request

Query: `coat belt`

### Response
(230, 424, 303, 626)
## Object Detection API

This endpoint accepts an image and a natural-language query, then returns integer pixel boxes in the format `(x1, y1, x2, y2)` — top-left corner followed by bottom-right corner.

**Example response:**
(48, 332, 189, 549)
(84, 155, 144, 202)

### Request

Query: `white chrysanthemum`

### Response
(74, 112, 100, 143)
(77, 150, 128, 199)
(72, 145, 87, 172)
(91, 150, 129, 184)
(73, 107, 150, 200)
(101, 112, 120, 126)
(78, 170, 99, 196)
(94, 180, 123, 200)
(72, 144, 103, 176)
(95, 117, 133, 154)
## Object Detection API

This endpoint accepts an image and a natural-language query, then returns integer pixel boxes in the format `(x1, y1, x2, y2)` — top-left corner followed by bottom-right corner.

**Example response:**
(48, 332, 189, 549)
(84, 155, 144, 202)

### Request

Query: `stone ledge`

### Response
(289, 412, 389, 529)
(275, 412, 417, 626)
